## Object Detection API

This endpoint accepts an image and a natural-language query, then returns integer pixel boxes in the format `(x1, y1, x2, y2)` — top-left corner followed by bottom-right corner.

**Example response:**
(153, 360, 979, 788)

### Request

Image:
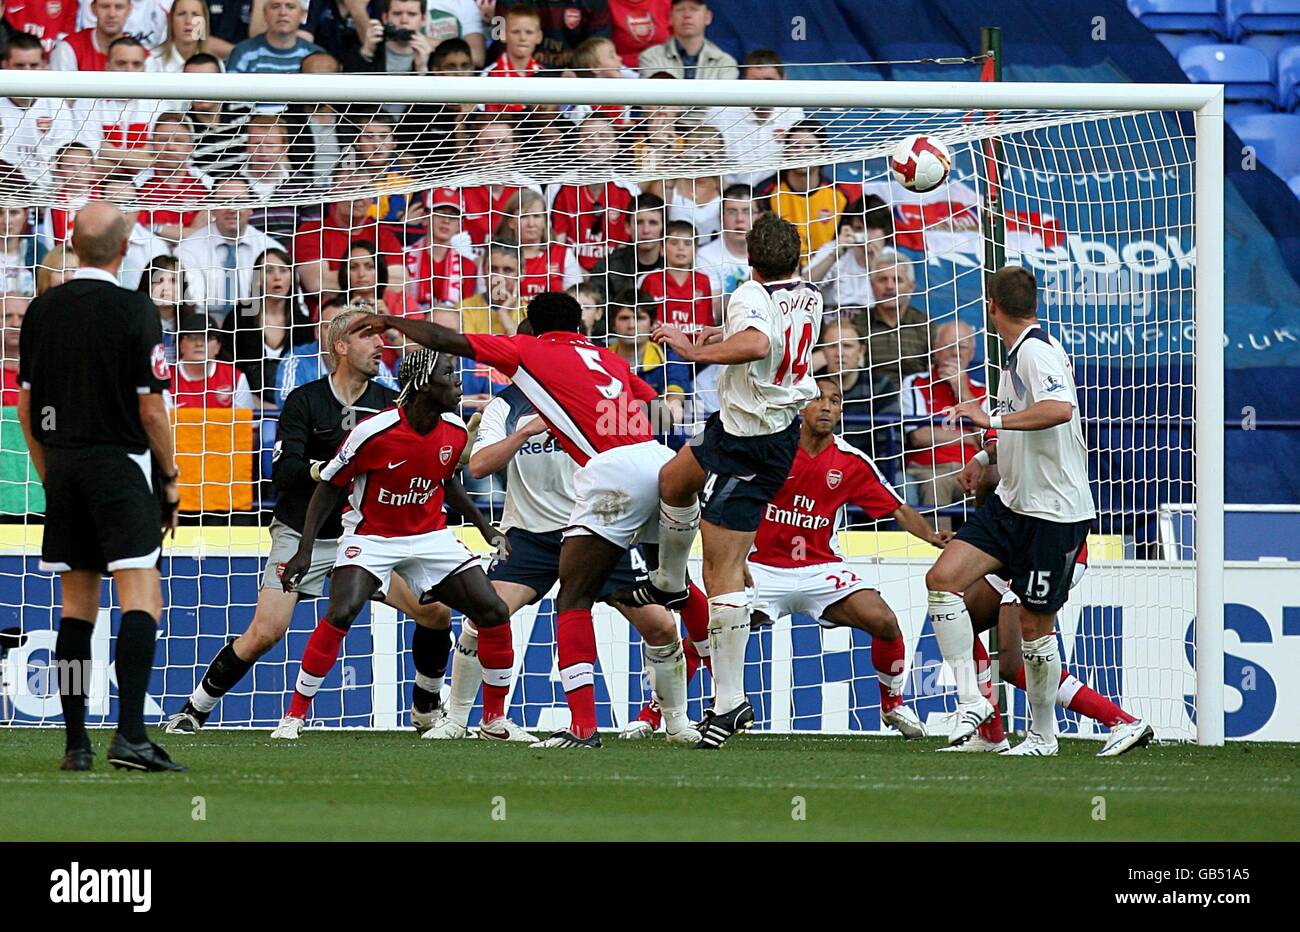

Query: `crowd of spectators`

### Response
(0, 0, 981, 516)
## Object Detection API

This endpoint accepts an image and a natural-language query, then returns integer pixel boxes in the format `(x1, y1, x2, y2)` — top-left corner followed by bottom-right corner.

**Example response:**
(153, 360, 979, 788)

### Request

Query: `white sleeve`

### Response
(808, 240, 838, 285)
(234, 371, 256, 409)
(48, 42, 78, 72)
(899, 373, 926, 419)
(561, 247, 583, 290)
(475, 394, 510, 449)
(724, 287, 776, 341)
(1018, 342, 1078, 408)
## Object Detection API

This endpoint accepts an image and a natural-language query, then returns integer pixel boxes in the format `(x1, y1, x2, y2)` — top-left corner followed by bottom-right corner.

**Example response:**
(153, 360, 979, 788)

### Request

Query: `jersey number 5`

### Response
(774, 321, 815, 384)
(575, 347, 625, 400)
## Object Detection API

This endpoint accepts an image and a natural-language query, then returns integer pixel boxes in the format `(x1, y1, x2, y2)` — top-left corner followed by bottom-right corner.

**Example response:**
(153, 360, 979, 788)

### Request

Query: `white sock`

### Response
(708, 592, 750, 715)
(414, 671, 444, 696)
(1022, 634, 1061, 741)
(1057, 672, 1084, 708)
(645, 640, 688, 730)
(928, 591, 980, 703)
(190, 683, 220, 714)
(650, 500, 700, 593)
(446, 622, 482, 728)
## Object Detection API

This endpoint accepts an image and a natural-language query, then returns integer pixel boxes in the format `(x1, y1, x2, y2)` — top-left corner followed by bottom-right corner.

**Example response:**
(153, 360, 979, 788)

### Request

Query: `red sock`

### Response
(288, 619, 347, 720)
(872, 635, 906, 713)
(971, 637, 1006, 744)
(1011, 665, 1135, 728)
(476, 621, 514, 723)
(557, 609, 597, 739)
(682, 582, 712, 672)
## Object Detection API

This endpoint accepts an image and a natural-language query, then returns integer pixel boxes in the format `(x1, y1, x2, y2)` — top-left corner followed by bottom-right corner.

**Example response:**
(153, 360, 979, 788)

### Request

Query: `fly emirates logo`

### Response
(765, 494, 830, 531)
(377, 476, 437, 507)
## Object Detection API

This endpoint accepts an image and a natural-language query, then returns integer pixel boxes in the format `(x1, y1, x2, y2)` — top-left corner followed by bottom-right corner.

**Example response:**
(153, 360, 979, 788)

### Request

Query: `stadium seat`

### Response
(1225, 0, 1300, 40)
(1155, 31, 1218, 56)
(1179, 44, 1277, 105)
(1229, 112, 1300, 177)
(1239, 32, 1300, 69)
(1128, 0, 1226, 37)
(1289, 173, 1300, 197)
(1277, 43, 1300, 107)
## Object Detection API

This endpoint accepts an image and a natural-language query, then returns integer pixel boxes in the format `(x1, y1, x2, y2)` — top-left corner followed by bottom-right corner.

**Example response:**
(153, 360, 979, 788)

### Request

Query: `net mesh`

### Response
(0, 83, 1199, 740)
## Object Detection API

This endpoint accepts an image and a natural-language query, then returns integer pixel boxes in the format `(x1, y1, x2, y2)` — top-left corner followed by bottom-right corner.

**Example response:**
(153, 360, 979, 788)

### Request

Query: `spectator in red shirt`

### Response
(1, 292, 29, 406)
(134, 112, 212, 243)
(482, 3, 542, 112)
(171, 312, 256, 409)
(49, 0, 132, 71)
(405, 188, 480, 310)
(636, 217, 712, 331)
(494, 187, 582, 298)
(457, 115, 525, 246)
(293, 174, 406, 299)
(5, 0, 78, 55)
(493, 1, 611, 68)
(608, 0, 669, 68)
(548, 114, 638, 271)
(900, 320, 986, 525)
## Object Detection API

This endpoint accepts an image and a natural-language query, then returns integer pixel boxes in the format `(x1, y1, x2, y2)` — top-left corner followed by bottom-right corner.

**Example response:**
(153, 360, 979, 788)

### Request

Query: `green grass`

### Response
(2, 729, 1297, 841)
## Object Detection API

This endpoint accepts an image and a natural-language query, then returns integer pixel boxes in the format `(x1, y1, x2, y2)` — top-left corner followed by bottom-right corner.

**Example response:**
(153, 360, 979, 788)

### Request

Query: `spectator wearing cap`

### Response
(49, 0, 133, 71)
(706, 50, 805, 190)
(292, 174, 406, 299)
(637, 0, 736, 80)
(227, 0, 323, 73)
(175, 177, 285, 319)
(406, 187, 479, 310)
(170, 312, 256, 409)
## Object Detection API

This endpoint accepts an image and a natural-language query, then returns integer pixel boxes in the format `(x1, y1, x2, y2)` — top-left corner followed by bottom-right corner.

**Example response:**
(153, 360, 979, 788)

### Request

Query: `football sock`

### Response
(650, 500, 700, 593)
(114, 611, 158, 744)
(446, 622, 482, 728)
(682, 581, 712, 673)
(288, 619, 347, 720)
(971, 637, 1007, 744)
(190, 640, 253, 715)
(411, 625, 452, 713)
(708, 592, 751, 715)
(1008, 665, 1136, 727)
(55, 617, 94, 752)
(475, 621, 514, 723)
(872, 633, 906, 712)
(645, 639, 688, 727)
(1022, 633, 1061, 741)
(556, 609, 598, 739)
(928, 591, 980, 703)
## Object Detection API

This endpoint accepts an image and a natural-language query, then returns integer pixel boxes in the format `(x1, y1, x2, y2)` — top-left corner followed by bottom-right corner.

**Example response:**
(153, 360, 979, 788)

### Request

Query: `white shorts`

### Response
(334, 527, 479, 601)
(749, 560, 876, 628)
(564, 440, 675, 550)
(985, 563, 1088, 606)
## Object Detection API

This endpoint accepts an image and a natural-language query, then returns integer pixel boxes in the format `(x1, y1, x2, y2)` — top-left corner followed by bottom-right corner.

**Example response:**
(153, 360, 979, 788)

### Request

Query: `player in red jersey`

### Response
(6, 0, 78, 54)
(630, 376, 949, 736)
(947, 451, 1155, 757)
(272, 350, 513, 739)
(355, 293, 702, 748)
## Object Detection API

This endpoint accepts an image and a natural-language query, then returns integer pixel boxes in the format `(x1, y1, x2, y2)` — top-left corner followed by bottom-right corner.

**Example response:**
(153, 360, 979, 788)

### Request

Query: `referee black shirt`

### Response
(20, 267, 170, 450)
(272, 374, 396, 539)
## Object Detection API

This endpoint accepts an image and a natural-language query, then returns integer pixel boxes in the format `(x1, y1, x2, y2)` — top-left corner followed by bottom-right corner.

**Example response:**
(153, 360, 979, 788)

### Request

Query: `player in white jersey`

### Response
(613, 214, 824, 749)
(925, 266, 1096, 756)
(424, 319, 703, 745)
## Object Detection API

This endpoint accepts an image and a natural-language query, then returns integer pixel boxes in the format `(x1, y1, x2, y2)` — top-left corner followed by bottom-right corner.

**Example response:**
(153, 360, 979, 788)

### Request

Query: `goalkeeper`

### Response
(165, 306, 460, 735)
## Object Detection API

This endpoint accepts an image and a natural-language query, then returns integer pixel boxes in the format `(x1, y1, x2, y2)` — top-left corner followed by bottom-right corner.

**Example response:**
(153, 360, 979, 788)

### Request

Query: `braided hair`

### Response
(397, 348, 442, 407)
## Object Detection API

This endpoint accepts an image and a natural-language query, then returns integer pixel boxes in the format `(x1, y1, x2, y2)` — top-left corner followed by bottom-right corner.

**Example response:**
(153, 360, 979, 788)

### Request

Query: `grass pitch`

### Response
(2, 729, 1297, 841)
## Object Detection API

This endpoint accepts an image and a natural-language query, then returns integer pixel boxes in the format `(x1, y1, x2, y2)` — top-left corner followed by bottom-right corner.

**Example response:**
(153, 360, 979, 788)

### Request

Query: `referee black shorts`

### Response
(41, 445, 163, 574)
(955, 493, 1090, 615)
(693, 412, 801, 533)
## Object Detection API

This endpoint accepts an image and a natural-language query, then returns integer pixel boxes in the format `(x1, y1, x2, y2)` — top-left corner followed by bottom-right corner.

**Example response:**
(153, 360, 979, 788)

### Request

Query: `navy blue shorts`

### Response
(693, 412, 801, 533)
(488, 527, 649, 603)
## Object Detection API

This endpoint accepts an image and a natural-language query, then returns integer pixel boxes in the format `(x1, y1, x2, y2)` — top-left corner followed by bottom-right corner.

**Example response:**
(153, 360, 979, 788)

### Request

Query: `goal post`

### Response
(0, 71, 1224, 744)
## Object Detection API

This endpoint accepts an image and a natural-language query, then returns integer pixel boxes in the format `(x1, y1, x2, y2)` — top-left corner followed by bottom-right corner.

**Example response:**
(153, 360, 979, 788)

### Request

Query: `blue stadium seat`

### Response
(1156, 30, 1219, 56)
(1179, 43, 1277, 105)
(1229, 112, 1300, 177)
(1290, 173, 1300, 197)
(1226, 0, 1300, 40)
(1277, 43, 1300, 106)
(1128, 0, 1226, 37)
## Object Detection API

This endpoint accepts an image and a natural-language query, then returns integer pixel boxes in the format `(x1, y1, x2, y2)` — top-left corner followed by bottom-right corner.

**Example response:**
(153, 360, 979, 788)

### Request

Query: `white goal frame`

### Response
(0, 72, 1226, 745)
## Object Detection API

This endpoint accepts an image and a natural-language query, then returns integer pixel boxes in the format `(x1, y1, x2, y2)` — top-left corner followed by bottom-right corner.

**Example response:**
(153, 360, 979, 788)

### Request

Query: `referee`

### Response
(18, 202, 184, 773)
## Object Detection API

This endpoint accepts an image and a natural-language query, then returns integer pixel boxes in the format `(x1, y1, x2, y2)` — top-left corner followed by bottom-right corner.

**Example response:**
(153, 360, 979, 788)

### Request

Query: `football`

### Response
(890, 134, 953, 192)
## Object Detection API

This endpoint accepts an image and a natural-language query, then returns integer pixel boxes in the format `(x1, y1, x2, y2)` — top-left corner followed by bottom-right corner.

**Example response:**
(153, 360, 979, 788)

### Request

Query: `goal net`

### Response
(0, 73, 1223, 743)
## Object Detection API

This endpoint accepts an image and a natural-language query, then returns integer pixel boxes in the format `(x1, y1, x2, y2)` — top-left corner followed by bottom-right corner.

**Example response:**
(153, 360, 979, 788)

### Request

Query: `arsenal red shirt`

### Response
(135, 168, 211, 231)
(482, 53, 541, 113)
(293, 217, 405, 271)
(520, 243, 574, 297)
(899, 368, 988, 468)
(7, 0, 78, 54)
(170, 360, 241, 409)
(550, 182, 635, 271)
(465, 329, 658, 466)
(406, 239, 479, 307)
(459, 184, 521, 245)
(608, 0, 671, 67)
(58, 28, 108, 71)
(321, 406, 468, 538)
(637, 268, 714, 331)
(752, 436, 904, 568)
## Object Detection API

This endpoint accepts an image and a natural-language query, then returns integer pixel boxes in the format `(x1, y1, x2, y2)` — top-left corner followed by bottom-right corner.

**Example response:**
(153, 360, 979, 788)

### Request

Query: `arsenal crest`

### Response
(564, 6, 582, 29)
(47, 1, 64, 17)
(150, 343, 168, 380)
(345, 546, 362, 559)
(627, 13, 655, 42)
(440, 445, 454, 465)
(826, 469, 843, 490)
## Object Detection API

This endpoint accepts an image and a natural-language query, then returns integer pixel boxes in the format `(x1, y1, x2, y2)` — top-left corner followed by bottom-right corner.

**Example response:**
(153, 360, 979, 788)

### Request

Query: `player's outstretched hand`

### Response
(957, 457, 983, 493)
(941, 402, 990, 430)
(932, 530, 956, 548)
(652, 323, 696, 359)
(281, 550, 311, 593)
(348, 312, 390, 337)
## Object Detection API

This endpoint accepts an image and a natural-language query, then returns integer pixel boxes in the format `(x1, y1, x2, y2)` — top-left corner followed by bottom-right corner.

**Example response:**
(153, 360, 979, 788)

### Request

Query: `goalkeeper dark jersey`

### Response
(272, 374, 397, 539)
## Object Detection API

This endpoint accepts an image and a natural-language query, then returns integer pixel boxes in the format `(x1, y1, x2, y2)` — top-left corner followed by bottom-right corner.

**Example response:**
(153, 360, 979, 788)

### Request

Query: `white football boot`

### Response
(421, 717, 472, 740)
(1005, 730, 1059, 756)
(619, 719, 655, 740)
(269, 715, 305, 740)
(477, 717, 536, 743)
(947, 696, 995, 747)
(1097, 719, 1155, 757)
(411, 705, 445, 735)
(935, 734, 1010, 753)
(882, 704, 927, 739)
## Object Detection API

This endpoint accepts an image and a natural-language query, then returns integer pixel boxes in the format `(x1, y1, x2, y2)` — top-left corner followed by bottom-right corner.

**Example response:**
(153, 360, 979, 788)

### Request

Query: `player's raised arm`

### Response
(356, 312, 476, 359)
(891, 502, 954, 549)
(942, 398, 1072, 432)
(281, 480, 345, 592)
(653, 321, 769, 365)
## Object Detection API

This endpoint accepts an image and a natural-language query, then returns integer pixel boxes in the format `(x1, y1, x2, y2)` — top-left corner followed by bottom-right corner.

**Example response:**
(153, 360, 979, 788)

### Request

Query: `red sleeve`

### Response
(464, 332, 524, 376)
(849, 456, 905, 520)
(550, 188, 576, 241)
(630, 372, 658, 402)
(378, 226, 405, 264)
(293, 223, 322, 264)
